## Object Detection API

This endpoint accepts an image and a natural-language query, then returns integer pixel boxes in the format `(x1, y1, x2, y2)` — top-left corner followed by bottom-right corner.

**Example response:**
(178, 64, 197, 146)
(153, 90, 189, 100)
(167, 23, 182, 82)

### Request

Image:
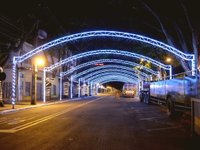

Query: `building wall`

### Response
(2, 42, 60, 102)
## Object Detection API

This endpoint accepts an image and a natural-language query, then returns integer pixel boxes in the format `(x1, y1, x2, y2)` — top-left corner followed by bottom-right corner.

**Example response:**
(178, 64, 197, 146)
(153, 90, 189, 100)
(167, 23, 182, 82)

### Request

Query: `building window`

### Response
(25, 82, 31, 96)
(53, 85, 56, 95)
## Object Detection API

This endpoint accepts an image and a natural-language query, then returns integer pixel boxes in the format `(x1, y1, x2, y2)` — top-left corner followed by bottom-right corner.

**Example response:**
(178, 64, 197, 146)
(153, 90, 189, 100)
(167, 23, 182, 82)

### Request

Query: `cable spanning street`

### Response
(0, 96, 198, 150)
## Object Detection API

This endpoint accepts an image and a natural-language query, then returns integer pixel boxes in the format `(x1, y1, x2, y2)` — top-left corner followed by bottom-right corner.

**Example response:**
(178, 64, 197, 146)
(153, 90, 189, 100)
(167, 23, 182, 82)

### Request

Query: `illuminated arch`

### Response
(73, 75, 137, 98)
(98, 79, 135, 84)
(11, 30, 196, 105)
(45, 49, 171, 71)
(83, 69, 141, 81)
(91, 75, 137, 84)
(13, 49, 171, 104)
(61, 59, 158, 77)
(15, 30, 194, 63)
(83, 70, 144, 81)
(85, 72, 138, 82)
(73, 65, 148, 80)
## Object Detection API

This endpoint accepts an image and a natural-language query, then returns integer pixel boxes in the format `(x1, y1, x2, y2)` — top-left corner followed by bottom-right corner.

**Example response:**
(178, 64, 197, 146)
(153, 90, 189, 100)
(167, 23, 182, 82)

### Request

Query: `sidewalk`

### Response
(0, 97, 83, 115)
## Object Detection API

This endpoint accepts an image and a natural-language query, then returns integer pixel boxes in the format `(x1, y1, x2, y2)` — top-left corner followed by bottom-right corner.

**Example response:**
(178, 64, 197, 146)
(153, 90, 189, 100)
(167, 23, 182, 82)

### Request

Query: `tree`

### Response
(138, 0, 198, 74)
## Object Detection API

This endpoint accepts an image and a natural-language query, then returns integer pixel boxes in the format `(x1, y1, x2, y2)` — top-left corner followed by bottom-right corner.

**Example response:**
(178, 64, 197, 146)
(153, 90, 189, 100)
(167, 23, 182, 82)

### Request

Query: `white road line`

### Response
(0, 129, 16, 133)
(0, 97, 104, 133)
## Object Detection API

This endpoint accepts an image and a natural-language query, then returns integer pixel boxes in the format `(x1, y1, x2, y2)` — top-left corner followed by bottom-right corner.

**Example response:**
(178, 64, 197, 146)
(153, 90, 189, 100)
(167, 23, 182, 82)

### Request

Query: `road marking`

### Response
(7, 119, 25, 125)
(0, 97, 104, 133)
(147, 126, 181, 132)
(0, 129, 16, 133)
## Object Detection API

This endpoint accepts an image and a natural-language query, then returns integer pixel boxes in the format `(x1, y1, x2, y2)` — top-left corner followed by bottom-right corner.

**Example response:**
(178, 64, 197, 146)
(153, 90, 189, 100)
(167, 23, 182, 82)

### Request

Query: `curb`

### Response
(0, 97, 84, 115)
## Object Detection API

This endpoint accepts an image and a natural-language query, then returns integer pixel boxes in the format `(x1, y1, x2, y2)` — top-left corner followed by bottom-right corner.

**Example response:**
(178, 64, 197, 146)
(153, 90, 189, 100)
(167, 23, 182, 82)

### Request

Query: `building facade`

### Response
(2, 42, 60, 102)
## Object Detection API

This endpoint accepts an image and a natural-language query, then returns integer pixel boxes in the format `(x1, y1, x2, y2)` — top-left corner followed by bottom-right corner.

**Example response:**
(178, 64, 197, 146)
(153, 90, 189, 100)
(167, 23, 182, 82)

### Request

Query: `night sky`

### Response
(1, 0, 199, 90)
(1, 0, 199, 40)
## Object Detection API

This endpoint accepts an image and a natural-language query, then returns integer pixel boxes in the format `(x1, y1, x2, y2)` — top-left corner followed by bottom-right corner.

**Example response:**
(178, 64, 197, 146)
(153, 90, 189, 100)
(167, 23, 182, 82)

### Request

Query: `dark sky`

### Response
(1, 0, 199, 41)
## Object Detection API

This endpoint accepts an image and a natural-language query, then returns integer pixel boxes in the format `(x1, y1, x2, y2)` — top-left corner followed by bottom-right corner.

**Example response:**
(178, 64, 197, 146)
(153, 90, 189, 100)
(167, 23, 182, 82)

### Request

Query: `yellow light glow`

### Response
(198, 65, 200, 71)
(166, 58, 172, 63)
(35, 57, 45, 66)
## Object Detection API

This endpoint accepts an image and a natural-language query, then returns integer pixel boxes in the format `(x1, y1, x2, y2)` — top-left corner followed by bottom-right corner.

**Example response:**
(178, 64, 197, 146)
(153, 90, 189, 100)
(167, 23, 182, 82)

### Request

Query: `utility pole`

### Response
(31, 64, 37, 105)
(31, 58, 44, 105)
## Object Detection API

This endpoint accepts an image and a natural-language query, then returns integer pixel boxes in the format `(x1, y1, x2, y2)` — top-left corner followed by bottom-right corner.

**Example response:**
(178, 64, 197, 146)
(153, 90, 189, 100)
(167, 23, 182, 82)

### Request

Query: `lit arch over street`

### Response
(72, 65, 149, 80)
(91, 76, 137, 84)
(61, 59, 158, 77)
(11, 31, 196, 105)
(45, 49, 171, 71)
(90, 75, 137, 84)
(85, 72, 138, 82)
(98, 79, 135, 84)
(14, 30, 194, 63)
(83, 70, 143, 81)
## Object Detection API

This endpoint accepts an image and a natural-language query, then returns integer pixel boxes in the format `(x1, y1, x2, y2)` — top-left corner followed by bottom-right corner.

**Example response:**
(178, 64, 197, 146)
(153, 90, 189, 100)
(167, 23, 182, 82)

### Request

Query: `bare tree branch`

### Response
(180, 0, 199, 69)
(138, 0, 190, 72)
(173, 22, 188, 53)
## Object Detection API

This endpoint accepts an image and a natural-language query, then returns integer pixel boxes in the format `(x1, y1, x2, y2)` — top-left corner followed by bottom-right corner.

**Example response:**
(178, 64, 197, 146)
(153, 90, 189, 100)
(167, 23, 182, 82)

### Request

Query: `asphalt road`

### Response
(0, 96, 199, 150)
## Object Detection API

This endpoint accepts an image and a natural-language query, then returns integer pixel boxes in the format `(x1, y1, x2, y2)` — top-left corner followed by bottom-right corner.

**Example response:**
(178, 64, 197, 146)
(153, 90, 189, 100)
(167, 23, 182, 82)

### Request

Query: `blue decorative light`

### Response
(11, 57, 17, 106)
(73, 65, 148, 80)
(91, 75, 137, 84)
(99, 79, 135, 84)
(16, 30, 194, 63)
(59, 72, 62, 100)
(45, 49, 171, 71)
(85, 72, 138, 82)
(70, 76, 73, 99)
(61, 59, 158, 77)
(83, 70, 145, 82)
(12, 30, 196, 107)
(78, 78, 81, 97)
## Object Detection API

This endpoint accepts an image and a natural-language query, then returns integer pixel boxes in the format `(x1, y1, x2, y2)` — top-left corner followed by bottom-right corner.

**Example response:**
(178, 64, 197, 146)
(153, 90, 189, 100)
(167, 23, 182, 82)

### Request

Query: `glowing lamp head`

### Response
(35, 57, 45, 67)
(166, 57, 172, 63)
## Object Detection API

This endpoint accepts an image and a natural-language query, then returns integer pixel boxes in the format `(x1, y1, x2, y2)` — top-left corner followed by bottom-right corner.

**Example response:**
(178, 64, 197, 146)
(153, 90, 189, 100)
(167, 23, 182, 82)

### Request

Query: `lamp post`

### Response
(31, 57, 45, 105)
(165, 57, 172, 79)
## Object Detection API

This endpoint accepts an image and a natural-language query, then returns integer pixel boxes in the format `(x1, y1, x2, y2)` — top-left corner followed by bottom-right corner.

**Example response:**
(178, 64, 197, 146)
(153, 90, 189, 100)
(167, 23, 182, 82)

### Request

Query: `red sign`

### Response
(95, 63, 104, 66)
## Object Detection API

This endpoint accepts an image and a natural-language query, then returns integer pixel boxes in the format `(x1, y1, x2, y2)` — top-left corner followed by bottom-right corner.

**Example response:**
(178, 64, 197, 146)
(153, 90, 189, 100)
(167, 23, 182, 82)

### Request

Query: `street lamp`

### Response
(165, 57, 172, 79)
(166, 57, 172, 63)
(31, 57, 45, 105)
